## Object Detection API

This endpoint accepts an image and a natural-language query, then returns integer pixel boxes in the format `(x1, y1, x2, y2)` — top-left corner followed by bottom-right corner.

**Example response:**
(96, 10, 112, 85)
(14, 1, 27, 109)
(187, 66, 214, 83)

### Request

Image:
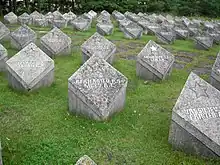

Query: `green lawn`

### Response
(0, 21, 220, 165)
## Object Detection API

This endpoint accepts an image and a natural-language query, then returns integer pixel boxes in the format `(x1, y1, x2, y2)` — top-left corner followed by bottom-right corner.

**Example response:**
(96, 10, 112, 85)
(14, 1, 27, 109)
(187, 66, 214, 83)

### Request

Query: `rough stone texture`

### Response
(156, 31, 176, 44)
(136, 40, 174, 81)
(82, 13, 93, 21)
(0, 21, 10, 41)
(53, 18, 66, 28)
(81, 32, 116, 64)
(173, 27, 189, 40)
(125, 12, 140, 23)
(4, 12, 17, 24)
(204, 21, 215, 31)
(118, 19, 132, 32)
(0, 141, 2, 165)
(34, 16, 48, 27)
(211, 51, 220, 91)
(182, 16, 191, 27)
(96, 14, 111, 24)
(63, 11, 76, 26)
(75, 155, 97, 165)
(146, 23, 161, 35)
(18, 13, 31, 25)
(0, 44, 8, 72)
(112, 10, 125, 21)
(6, 43, 54, 92)
(88, 10, 97, 19)
(194, 36, 213, 50)
(71, 16, 91, 31)
(137, 18, 150, 34)
(30, 11, 42, 25)
(169, 72, 220, 158)
(188, 27, 199, 37)
(123, 22, 143, 39)
(45, 12, 54, 25)
(10, 25, 37, 50)
(68, 56, 128, 121)
(40, 27, 71, 58)
(53, 10, 63, 20)
(96, 22, 114, 36)
(207, 31, 220, 45)
(100, 10, 111, 18)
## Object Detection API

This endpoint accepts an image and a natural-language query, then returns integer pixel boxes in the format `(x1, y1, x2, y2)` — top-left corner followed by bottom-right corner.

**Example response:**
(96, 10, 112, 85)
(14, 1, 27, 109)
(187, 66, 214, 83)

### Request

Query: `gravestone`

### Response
(0, 21, 10, 41)
(156, 15, 166, 24)
(0, 44, 8, 72)
(156, 31, 176, 44)
(136, 40, 175, 81)
(0, 141, 2, 165)
(68, 56, 128, 121)
(169, 72, 220, 158)
(52, 11, 66, 28)
(204, 21, 215, 31)
(18, 13, 31, 25)
(188, 27, 199, 37)
(96, 21, 114, 36)
(81, 32, 116, 64)
(63, 11, 76, 26)
(194, 36, 213, 50)
(4, 12, 17, 24)
(112, 10, 125, 21)
(45, 12, 54, 25)
(34, 15, 48, 27)
(137, 18, 150, 34)
(182, 16, 191, 27)
(123, 22, 143, 39)
(83, 13, 93, 21)
(138, 12, 145, 17)
(126, 12, 140, 23)
(6, 43, 54, 91)
(118, 19, 132, 32)
(96, 14, 111, 24)
(75, 155, 96, 165)
(71, 16, 91, 31)
(146, 23, 161, 35)
(173, 27, 189, 40)
(40, 27, 71, 57)
(210, 51, 220, 90)
(88, 10, 97, 19)
(30, 11, 42, 25)
(206, 31, 220, 45)
(10, 25, 37, 50)
(100, 10, 111, 18)
(53, 10, 63, 20)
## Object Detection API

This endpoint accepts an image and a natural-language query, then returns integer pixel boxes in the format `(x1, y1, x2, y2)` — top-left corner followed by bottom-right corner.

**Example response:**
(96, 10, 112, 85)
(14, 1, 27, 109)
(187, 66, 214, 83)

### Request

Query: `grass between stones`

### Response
(0, 21, 220, 165)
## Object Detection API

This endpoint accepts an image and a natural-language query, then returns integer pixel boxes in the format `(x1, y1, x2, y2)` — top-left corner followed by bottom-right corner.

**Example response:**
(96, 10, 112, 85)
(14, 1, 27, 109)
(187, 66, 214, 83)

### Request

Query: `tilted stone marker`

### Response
(173, 26, 189, 40)
(96, 21, 114, 36)
(52, 11, 66, 28)
(136, 40, 174, 81)
(30, 11, 42, 25)
(75, 155, 96, 165)
(0, 141, 2, 165)
(18, 12, 31, 25)
(210, 51, 220, 90)
(169, 72, 220, 158)
(40, 27, 71, 57)
(112, 10, 125, 21)
(182, 16, 191, 27)
(0, 44, 8, 72)
(146, 23, 161, 35)
(71, 16, 91, 31)
(123, 22, 143, 39)
(4, 12, 17, 24)
(63, 11, 76, 26)
(0, 21, 10, 41)
(206, 30, 220, 45)
(81, 32, 116, 64)
(137, 18, 150, 34)
(45, 12, 54, 25)
(88, 10, 97, 19)
(118, 19, 132, 32)
(194, 36, 213, 50)
(6, 43, 54, 91)
(68, 56, 128, 121)
(156, 31, 176, 44)
(10, 25, 37, 50)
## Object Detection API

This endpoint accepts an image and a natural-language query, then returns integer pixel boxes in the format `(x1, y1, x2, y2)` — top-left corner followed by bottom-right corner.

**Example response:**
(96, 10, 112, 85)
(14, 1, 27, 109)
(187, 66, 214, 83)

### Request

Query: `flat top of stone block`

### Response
(41, 27, 71, 54)
(212, 51, 220, 75)
(30, 11, 42, 18)
(68, 56, 127, 117)
(137, 40, 174, 75)
(75, 155, 96, 165)
(172, 72, 220, 147)
(81, 32, 116, 59)
(6, 43, 54, 89)
(4, 12, 17, 18)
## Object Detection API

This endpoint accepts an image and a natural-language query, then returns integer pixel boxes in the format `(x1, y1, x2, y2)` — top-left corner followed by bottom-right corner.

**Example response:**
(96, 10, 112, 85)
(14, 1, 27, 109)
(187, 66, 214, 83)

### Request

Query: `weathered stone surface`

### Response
(173, 27, 189, 40)
(88, 10, 97, 19)
(204, 21, 215, 31)
(0, 21, 10, 41)
(146, 23, 161, 35)
(71, 16, 91, 31)
(40, 27, 71, 57)
(97, 14, 111, 24)
(194, 36, 213, 50)
(4, 12, 17, 24)
(75, 155, 96, 165)
(156, 31, 176, 44)
(0, 141, 2, 165)
(156, 14, 166, 24)
(82, 13, 93, 21)
(206, 31, 220, 44)
(81, 32, 116, 64)
(136, 40, 174, 81)
(169, 72, 220, 158)
(137, 18, 150, 34)
(123, 22, 143, 39)
(125, 12, 140, 23)
(18, 13, 31, 25)
(188, 27, 199, 37)
(30, 11, 42, 25)
(6, 43, 54, 91)
(112, 10, 125, 21)
(63, 11, 76, 26)
(10, 25, 37, 50)
(138, 12, 145, 17)
(45, 12, 54, 25)
(53, 18, 66, 28)
(53, 10, 63, 20)
(211, 51, 220, 90)
(0, 44, 8, 72)
(182, 16, 191, 27)
(35, 16, 48, 27)
(118, 19, 132, 32)
(68, 56, 128, 121)
(100, 10, 111, 18)
(96, 22, 114, 36)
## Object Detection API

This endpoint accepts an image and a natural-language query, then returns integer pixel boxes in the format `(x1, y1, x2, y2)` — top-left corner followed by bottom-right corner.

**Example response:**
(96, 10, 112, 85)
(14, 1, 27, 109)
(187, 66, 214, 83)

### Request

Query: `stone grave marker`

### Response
(100, 10, 111, 18)
(206, 30, 220, 45)
(4, 12, 17, 24)
(30, 11, 42, 25)
(75, 155, 96, 165)
(112, 10, 125, 21)
(71, 16, 91, 31)
(63, 11, 76, 26)
(204, 21, 215, 31)
(81, 32, 116, 64)
(123, 22, 143, 39)
(53, 10, 63, 20)
(146, 23, 161, 35)
(10, 25, 37, 50)
(136, 40, 174, 81)
(156, 31, 176, 44)
(45, 12, 54, 25)
(137, 18, 150, 34)
(138, 12, 145, 17)
(118, 19, 132, 32)
(0, 44, 8, 72)
(0, 21, 10, 41)
(210, 51, 220, 90)
(34, 15, 48, 27)
(126, 12, 140, 23)
(96, 14, 111, 24)
(68, 56, 128, 121)
(18, 12, 31, 25)
(156, 14, 166, 24)
(188, 27, 199, 37)
(173, 26, 189, 40)
(0, 141, 2, 165)
(88, 10, 97, 19)
(96, 21, 114, 36)
(6, 43, 54, 91)
(194, 36, 213, 50)
(82, 13, 93, 21)
(182, 16, 191, 27)
(40, 27, 71, 57)
(169, 72, 220, 158)
(52, 11, 66, 28)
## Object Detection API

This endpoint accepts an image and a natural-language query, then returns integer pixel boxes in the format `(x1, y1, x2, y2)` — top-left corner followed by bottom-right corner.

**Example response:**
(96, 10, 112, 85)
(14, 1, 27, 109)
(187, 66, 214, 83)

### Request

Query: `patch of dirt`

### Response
(119, 54, 137, 60)
(190, 66, 212, 75)
(175, 56, 193, 63)
(127, 42, 145, 49)
(115, 44, 130, 54)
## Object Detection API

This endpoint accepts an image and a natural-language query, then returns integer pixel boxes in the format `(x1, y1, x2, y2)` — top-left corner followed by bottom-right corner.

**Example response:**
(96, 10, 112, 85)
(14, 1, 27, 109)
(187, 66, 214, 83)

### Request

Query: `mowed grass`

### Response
(0, 21, 220, 165)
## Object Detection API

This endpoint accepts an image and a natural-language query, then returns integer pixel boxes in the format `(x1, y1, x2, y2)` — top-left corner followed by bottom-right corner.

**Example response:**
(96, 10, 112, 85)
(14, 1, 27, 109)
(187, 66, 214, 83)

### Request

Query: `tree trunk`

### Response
(12, 0, 16, 14)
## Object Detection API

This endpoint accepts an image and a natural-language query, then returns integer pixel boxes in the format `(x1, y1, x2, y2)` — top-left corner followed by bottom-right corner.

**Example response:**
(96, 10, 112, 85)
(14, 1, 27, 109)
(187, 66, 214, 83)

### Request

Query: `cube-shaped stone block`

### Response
(100, 10, 111, 18)
(10, 25, 37, 50)
(18, 13, 31, 25)
(34, 17, 48, 27)
(169, 72, 220, 158)
(45, 12, 54, 25)
(40, 27, 71, 57)
(125, 12, 140, 23)
(194, 36, 213, 50)
(30, 11, 42, 25)
(6, 43, 54, 91)
(53, 10, 63, 20)
(82, 13, 93, 21)
(210, 51, 220, 90)
(182, 16, 191, 27)
(156, 31, 176, 44)
(0, 44, 8, 72)
(96, 22, 114, 36)
(146, 23, 161, 35)
(75, 155, 96, 165)
(204, 21, 215, 31)
(53, 19, 67, 28)
(137, 18, 150, 34)
(188, 27, 199, 37)
(112, 10, 125, 21)
(136, 40, 174, 81)
(63, 12, 76, 26)
(71, 16, 91, 31)
(68, 56, 128, 121)
(123, 22, 143, 39)
(173, 27, 189, 40)
(208, 32, 220, 44)
(0, 21, 10, 41)
(118, 19, 132, 32)
(81, 32, 116, 64)
(88, 10, 97, 19)
(4, 12, 17, 24)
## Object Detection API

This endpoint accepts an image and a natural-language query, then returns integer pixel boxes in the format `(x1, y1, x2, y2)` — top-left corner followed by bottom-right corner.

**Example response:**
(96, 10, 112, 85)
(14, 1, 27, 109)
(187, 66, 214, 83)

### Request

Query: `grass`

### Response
(0, 21, 220, 165)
